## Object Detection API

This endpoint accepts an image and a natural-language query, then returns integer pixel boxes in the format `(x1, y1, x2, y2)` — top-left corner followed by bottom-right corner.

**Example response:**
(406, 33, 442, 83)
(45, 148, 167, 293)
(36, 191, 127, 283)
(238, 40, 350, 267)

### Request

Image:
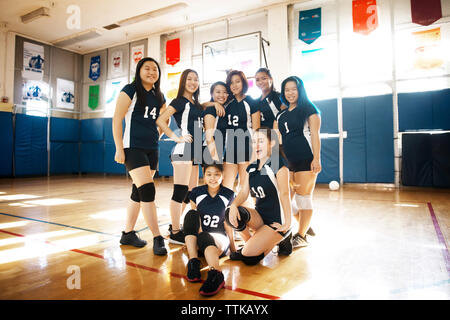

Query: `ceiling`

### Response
(0, 0, 292, 54)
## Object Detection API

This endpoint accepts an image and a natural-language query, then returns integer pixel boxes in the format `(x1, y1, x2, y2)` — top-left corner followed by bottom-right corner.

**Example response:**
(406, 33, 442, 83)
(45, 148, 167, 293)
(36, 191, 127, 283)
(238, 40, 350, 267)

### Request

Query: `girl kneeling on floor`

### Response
(183, 163, 236, 296)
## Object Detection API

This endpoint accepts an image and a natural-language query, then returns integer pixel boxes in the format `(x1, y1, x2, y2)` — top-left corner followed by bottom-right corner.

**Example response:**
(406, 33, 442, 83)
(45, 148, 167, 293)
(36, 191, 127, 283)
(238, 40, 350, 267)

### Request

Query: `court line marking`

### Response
(427, 202, 450, 277)
(0, 228, 280, 300)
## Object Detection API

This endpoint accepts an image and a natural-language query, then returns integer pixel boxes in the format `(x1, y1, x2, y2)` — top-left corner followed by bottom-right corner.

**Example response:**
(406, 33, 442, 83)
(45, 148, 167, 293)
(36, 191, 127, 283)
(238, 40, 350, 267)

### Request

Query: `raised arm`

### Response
(156, 105, 192, 143)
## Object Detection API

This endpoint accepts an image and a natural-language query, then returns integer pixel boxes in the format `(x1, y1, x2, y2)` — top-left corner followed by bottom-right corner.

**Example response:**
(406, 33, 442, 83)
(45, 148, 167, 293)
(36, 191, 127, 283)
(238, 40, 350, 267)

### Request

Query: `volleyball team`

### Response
(112, 57, 321, 296)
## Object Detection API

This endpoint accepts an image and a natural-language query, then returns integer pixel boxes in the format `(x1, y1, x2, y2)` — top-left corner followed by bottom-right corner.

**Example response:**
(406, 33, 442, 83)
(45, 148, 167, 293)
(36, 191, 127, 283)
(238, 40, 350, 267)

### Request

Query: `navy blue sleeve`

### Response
(248, 97, 259, 114)
(121, 83, 135, 100)
(304, 101, 320, 118)
(169, 98, 186, 113)
(271, 92, 283, 110)
(246, 161, 258, 173)
(161, 93, 166, 105)
(189, 186, 199, 202)
(203, 106, 217, 118)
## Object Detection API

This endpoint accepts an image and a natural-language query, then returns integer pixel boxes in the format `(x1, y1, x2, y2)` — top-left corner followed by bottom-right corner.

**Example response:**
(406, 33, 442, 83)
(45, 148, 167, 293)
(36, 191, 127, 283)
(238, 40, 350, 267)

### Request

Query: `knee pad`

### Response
(197, 232, 216, 255)
(183, 210, 200, 236)
(224, 206, 250, 231)
(183, 190, 191, 204)
(241, 252, 265, 266)
(130, 184, 140, 202)
(138, 182, 155, 202)
(171, 184, 189, 203)
(295, 194, 313, 210)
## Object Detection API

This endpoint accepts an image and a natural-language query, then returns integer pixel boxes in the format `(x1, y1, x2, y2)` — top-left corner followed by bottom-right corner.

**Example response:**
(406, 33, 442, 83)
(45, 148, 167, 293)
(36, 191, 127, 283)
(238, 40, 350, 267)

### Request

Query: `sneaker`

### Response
(278, 232, 293, 256)
(292, 233, 308, 248)
(199, 269, 225, 296)
(168, 224, 185, 245)
(306, 227, 316, 237)
(120, 231, 147, 248)
(187, 258, 202, 282)
(229, 248, 243, 261)
(153, 235, 168, 256)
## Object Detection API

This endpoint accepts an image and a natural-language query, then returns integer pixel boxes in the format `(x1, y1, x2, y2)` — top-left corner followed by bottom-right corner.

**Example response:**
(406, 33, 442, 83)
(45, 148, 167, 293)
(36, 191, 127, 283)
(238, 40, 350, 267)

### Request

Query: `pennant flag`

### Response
(23, 42, 45, 80)
(167, 72, 181, 100)
(166, 38, 180, 66)
(88, 85, 100, 110)
(412, 27, 444, 69)
(298, 8, 322, 45)
(352, 0, 378, 35)
(411, 0, 442, 26)
(89, 55, 101, 81)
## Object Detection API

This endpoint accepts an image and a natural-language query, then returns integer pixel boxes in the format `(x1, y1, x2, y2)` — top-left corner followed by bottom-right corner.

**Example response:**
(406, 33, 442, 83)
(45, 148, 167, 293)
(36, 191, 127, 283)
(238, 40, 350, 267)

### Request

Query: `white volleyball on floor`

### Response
(329, 180, 340, 191)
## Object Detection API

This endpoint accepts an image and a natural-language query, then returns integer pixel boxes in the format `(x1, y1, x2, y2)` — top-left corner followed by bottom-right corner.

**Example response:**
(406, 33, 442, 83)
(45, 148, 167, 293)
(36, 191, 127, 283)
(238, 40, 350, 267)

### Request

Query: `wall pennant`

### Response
(411, 0, 442, 26)
(166, 38, 180, 66)
(298, 8, 322, 45)
(89, 55, 101, 81)
(352, 0, 379, 35)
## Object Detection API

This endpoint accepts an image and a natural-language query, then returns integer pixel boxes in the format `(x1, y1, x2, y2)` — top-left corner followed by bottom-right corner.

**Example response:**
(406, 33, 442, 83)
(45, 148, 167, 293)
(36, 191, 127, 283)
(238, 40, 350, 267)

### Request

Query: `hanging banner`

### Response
(298, 8, 322, 45)
(89, 55, 101, 81)
(111, 50, 123, 77)
(22, 42, 45, 80)
(411, 0, 442, 26)
(166, 38, 180, 66)
(88, 85, 100, 110)
(412, 27, 444, 70)
(352, 0, 378, 35)
(130, 44, 145, 78)
(56, 78, 75, 110)
(167, 72, 181, 100)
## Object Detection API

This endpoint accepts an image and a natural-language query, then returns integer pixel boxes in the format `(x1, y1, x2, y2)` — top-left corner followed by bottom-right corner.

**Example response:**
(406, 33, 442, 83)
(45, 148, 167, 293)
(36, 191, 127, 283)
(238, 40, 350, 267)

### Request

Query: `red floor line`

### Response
(427, 202, 450, 277)
(0, 228, 280, 300)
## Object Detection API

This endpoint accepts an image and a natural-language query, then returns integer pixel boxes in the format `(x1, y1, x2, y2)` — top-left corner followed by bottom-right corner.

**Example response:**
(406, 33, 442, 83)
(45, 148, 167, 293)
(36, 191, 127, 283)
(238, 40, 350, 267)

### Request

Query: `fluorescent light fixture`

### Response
(117, 2, 188, 27)
(52, 29, 103, 47)
(21, 7, 50, 24)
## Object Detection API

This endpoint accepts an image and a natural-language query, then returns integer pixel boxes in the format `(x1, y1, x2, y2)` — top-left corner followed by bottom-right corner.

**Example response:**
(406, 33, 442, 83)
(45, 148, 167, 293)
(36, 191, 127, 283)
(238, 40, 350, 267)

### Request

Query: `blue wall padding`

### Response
(313, 99, 338, 133)
(50, 142, 79, 174)
(316, 138, 339, 183)
(81, 118, 104, 142)
(432, 133, 450, 187)
(103, 118, 114, 144)
(80, 142, 104, 173)
(431, 89, 450, 131)
(104, 143, 126, 174)
(365, 94, 394, 183)
(14, 114, 47, 176)
(158, 141, 176, 176)
(343, 97, 367, 182)
(398, 89, 450, 131)
(50, 117, 80, 142)
(0, 111, 13, 176)
(401, 134, 433, 187)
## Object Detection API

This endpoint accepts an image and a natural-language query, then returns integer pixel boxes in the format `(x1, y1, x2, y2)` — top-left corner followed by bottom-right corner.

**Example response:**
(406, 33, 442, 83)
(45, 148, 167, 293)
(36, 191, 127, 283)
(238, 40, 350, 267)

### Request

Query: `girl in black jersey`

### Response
(275, 76, 321, 248)
(183, 163, 235, 296)
(113, 57, 168, 256)
(156, 69, 205, 245)
(203, 81, 230, 164)
(255, 68, 286, 129)
(222, 70, 260, 192)
(225, 128, 293, 266)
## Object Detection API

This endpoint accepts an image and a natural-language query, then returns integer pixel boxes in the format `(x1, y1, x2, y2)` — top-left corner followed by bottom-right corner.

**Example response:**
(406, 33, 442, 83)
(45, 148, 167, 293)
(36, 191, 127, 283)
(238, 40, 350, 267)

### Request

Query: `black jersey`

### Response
(258, 91, 283, 128)
(203, 104, 228, 152)
(247, 152, 289, 226)
(276, 103, 320, 162)
(224, 96, 259, 134)
(121, 83, 166, 149)
(170, 97, 204, 139)
(189, 184, 235, 234)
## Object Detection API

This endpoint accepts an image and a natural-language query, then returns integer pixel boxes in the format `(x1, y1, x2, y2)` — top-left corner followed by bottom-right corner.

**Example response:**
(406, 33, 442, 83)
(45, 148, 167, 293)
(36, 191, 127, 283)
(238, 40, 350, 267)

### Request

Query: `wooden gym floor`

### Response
(0, 175, 448, 300)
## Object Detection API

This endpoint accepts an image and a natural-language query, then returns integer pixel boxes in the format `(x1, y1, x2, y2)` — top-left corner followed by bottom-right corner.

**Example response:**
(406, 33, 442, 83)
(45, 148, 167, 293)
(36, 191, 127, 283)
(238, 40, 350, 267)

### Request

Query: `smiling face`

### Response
(140, 60, 159, 86)
(253, 130, 274, 160)
(184, 71, 199, 95)
(284, 81, 299, 106)
(230, 74, 243, 96)
(255, 71, 272, 93)
(212, 84, 228, 105)
(204, 166, 223, 189)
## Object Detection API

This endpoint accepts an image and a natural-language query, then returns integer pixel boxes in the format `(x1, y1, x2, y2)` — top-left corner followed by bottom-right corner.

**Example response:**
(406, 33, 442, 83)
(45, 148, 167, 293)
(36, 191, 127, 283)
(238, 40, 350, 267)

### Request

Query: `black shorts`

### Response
(124, 148, 159, 172)
(170, 142, 203, 165)
(287, 158, 312, 172)
(223, 134, 252, 164)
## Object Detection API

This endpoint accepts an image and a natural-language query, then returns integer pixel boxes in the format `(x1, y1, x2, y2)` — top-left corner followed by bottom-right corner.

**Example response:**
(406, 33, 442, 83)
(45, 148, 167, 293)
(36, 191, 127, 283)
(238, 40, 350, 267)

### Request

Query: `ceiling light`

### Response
(117, 2, 188, 27)
(21, 7, 50, 24)
(52, 29, 103, 47)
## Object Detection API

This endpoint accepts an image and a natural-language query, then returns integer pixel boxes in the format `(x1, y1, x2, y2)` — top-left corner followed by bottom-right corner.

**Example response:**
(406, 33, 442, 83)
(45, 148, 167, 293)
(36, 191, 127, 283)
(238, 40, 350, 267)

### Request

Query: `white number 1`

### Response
(284, 122, 290, 133)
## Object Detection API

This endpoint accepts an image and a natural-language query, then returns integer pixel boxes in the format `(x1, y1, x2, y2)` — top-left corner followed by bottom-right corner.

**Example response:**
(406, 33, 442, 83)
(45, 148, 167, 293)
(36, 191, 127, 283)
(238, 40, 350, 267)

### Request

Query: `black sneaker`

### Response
(187, 258, 201, 282)
(278, 232, 293, 256)
(168, 224, 185, 245)
(199, 269, 225, 296)
(153, 235, 167, 256)
(292, 233, 308, 248)
(306, 227, 316, 237)
(120, 231, 147, 248)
